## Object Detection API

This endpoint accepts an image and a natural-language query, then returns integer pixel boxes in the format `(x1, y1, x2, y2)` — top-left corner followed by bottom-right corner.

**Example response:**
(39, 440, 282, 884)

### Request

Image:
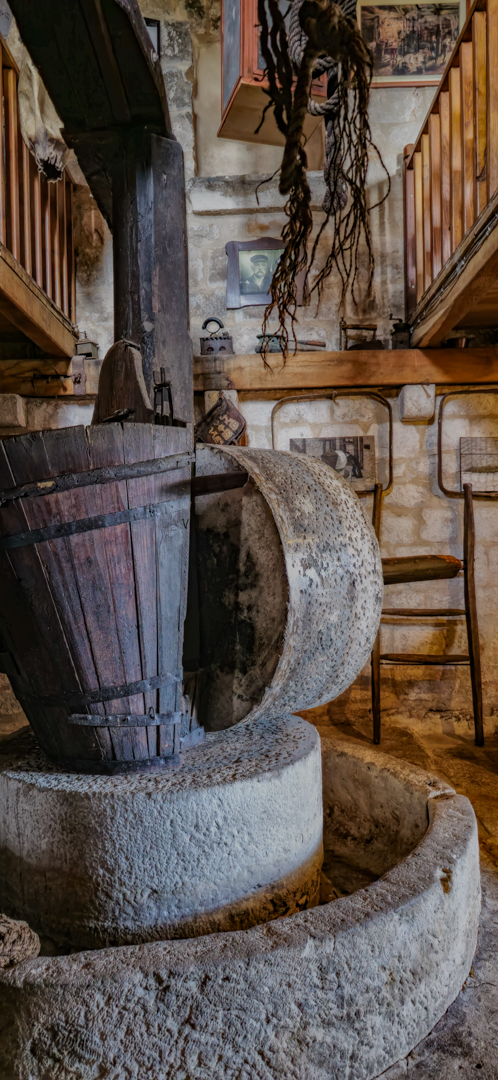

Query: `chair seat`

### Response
(382, 555, 462, 584)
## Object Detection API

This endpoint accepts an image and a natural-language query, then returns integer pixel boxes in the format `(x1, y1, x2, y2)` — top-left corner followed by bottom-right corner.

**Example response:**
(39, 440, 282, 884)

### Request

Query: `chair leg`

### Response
(463, 483, 484, 746)
(371, 630, 381, 744)
(371, 482, 383, 743)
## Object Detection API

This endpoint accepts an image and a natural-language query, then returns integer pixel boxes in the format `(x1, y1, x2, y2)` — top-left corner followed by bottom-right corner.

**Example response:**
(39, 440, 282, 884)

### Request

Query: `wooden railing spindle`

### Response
(21, 141, 32, 277)
(61, 180, 68, 316)
(0, 46, 6, 246)
(52, 180, 62, 309)
(404, 145, 416, 317)
(66, 181, 76, 323)
(474, 10, 488, 213)
(429, 113, 442, 279)
(422, 132, 432, 291)
(4, 66, 20, 262)
(488, 0, 498, 196)
(449, 66, 463, 253)
(460, 40, 476, 233)
(440, 90, 451, 265)
(43, 180, 53, 299)
(32, 167, 43, 287)
(414, 151, 424, 302)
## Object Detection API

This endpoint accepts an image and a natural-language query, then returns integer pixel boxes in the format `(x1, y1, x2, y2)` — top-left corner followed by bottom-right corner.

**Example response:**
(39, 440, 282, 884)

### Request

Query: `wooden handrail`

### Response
(404, 0, 496, 318)
(0, 37, 75, 326)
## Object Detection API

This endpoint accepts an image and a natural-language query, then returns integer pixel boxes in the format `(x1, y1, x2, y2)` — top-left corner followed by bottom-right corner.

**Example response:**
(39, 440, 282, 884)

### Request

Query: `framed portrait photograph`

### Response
(290, 436, 377, 493)
(225, 238, 306, 309)
(357, 0, 465, 86)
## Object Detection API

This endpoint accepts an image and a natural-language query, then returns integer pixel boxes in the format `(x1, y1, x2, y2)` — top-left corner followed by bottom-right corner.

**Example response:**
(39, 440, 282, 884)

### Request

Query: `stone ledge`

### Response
(187, 171, 326, 215)
(0, 736, 480, 1080)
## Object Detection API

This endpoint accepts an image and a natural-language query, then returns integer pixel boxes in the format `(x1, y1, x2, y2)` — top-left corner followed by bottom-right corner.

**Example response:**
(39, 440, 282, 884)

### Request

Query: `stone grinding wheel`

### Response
(187, 446, 383, 731)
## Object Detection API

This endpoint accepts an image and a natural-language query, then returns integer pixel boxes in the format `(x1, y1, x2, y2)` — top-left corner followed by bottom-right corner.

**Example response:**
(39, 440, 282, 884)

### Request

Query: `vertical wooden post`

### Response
(61, 178, 68, 316)
(440, 90, 451, 264)
(463, 484, 484, 746)
(4, 66, 20, 262)
(488, 0, 498, 196)
(66, 181, 76, 323)
(414, 150, 424, 302)
(422, 132, 432, 291)
(21, 142, 32, 277)
(112, 132, 193, 422)
(474, 10, 488, 214)
(0, 45, 6, 246)
(449, 66, 463, 252)
(460, 41, 475, 233)
(32, 167, 43, 287)
(429, 113, 442, 279)
(403, 145, 416, 317)
(43, 180, 52, 298)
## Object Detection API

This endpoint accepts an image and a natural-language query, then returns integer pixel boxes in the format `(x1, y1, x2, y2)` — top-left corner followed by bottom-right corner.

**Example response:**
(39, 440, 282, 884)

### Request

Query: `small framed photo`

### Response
(357, 0, 465, 86)
(290, 436, 377, 493)
(225, 238, 306, 309)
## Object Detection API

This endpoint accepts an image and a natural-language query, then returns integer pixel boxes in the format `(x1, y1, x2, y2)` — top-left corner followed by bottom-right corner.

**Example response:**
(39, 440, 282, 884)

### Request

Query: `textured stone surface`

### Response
(192, 446, 383, 729)
(0, 715, 323, 950)
(0, 737, 479, 1080)
(398, 383, 436, 422)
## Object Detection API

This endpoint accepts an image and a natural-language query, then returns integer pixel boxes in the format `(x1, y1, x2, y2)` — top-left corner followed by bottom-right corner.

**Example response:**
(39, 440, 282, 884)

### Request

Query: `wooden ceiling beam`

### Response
(193, 348, 498, 392)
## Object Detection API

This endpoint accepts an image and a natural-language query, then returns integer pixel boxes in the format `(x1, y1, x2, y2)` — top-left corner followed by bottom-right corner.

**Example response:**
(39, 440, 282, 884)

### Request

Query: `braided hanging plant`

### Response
(256, 0, 390, 362)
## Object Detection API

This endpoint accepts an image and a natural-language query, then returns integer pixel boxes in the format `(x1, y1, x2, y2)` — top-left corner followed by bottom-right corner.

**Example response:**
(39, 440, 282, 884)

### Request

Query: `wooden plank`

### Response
(32, 164, 43, 288)
(0, 46, 6, 247)
(463, 483, 484, 744)
(382, 608, 466, 617)
(4, 66, 20, 263)
(0, 241, 76, 356)
(380, 653, 469, 665)
(440, 91, 452, 265)
(473, 10, 488, 214)
(0, 359, 73, 397)
(429, 115, 442, 279)
(488, 0, 498, 195)
(371, 482, 382, 745)
(449, 66, 463, 253)
(382, 554, 462, 584)
(403, 146, 416, 317)
(193, 348, 498, 391)
(422, 133, 432, 291)
(460, 41, 476, 233)
(43, 181, 52, 300)
(414, 151, 424, 302)
(68, 182, 76, 323)
(21, 142, 32, 278)
(52, 179, 62, 310)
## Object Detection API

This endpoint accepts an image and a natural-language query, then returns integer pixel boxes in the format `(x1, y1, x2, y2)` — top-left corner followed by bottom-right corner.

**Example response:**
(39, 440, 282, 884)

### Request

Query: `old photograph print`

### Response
(360, 3, 460, 80)
(239, 248, 284, 296)
(460, 437, 498, 493)
(290, 436, 377, 491)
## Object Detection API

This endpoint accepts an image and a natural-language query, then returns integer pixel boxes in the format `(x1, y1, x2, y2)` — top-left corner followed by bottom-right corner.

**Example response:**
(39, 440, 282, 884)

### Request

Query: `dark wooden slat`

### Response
(414, 150, 424, 302)
(380, 653, 470, 665)
(32, 163, 43, 287)
(52, 178, 62, 310)
(61, 176, 68, 316)
(0, 46, 5, 246)
(382, 554, 462, 584)
(488, 0, 498, 196)
(66, 181, 75, 321)
(463, 484, 484, 745)
(382, 608, 466, 617)
(404, 145, 416, 317)
(43, 181, 52, 299)
(460, 40, 476, 234)
(21, 141, 32, 277)
(371, 482, 382, 745)
(4, 66, 20, 262)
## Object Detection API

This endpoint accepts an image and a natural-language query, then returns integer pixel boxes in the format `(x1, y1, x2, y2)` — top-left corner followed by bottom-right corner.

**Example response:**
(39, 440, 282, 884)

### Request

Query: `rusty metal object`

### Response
(195, 392, 246, 446)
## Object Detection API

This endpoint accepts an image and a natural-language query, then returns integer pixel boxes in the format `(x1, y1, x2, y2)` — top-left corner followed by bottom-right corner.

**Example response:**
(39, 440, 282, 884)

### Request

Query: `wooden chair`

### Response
(371, 482, 484, 746)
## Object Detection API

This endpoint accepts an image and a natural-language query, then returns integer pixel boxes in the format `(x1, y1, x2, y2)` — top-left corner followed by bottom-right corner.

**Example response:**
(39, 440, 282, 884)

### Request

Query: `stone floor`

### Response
(307, 706, 498, 1079)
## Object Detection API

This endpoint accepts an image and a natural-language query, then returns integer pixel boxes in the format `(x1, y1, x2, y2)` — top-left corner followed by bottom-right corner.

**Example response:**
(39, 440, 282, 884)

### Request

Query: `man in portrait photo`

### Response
(240, 252, 273, 294)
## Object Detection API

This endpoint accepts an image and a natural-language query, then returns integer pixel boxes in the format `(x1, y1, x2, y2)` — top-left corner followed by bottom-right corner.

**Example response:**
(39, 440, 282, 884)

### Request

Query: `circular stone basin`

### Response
(0, 729, 480, 1080)
(0, 716, 323, 951)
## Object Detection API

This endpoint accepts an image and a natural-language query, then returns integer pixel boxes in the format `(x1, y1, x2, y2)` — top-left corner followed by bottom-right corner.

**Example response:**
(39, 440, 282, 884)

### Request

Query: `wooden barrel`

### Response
(0, 422, 199, 774)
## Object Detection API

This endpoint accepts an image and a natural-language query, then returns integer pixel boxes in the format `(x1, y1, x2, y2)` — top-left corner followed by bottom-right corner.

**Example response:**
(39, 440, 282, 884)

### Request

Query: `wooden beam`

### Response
(193, 348, 498, 392)
(0, 242, 77, 357)
(0, 359, 73, 396)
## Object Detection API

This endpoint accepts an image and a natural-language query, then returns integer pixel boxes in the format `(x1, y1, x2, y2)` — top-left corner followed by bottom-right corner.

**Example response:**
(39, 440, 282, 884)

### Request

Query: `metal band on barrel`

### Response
(0, 502, 188, 550)
(68, 711, 183, 728)
(18, 671, 182, 710)
(0, 452, 194, 506)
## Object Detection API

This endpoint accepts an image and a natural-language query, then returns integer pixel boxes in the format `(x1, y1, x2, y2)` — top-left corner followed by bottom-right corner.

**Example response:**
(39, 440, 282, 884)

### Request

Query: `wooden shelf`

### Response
(193, 347, 498, 392)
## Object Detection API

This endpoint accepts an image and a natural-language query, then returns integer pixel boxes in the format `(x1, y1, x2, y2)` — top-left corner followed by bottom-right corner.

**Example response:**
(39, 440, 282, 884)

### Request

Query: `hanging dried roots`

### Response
(256, 0, 390, 364)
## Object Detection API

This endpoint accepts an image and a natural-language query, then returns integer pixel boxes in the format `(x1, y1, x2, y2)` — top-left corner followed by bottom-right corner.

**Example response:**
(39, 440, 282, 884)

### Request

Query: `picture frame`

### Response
(290, 437, 377, 493)
(225, 238, 306, 310)
(357, 0, 465, 87)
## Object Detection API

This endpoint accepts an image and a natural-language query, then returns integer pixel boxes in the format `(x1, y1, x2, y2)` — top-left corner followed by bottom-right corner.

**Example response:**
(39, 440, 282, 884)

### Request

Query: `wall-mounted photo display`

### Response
(460, 437, 498, 493)
(290, 436, 377, 493)
(357, 0, 465, 86)
(225, 238, 306, 309)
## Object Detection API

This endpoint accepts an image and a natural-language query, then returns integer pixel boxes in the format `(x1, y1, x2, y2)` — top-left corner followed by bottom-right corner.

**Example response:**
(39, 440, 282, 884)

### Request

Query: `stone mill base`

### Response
(0, 730, 480, 1080)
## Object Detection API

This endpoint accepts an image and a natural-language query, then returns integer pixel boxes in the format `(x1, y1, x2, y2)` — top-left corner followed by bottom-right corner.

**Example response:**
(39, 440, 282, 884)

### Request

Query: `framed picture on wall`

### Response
(290, 437, 377, 493)
(357, 0, 465, 86)
(225, 238, 306, 309)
